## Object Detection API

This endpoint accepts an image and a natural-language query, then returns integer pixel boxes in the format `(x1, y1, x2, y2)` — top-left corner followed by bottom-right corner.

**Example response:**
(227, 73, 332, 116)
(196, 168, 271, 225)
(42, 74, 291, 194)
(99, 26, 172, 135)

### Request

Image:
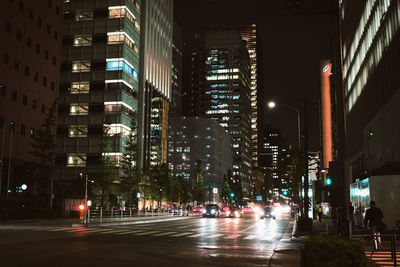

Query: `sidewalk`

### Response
(268, 219, 304, 267)
(312, 217, 337, 236)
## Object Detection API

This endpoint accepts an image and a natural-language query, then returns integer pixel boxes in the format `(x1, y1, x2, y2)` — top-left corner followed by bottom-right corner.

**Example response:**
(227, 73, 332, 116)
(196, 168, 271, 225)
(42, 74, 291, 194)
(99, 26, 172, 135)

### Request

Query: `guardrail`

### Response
(87, 207, 175, 224)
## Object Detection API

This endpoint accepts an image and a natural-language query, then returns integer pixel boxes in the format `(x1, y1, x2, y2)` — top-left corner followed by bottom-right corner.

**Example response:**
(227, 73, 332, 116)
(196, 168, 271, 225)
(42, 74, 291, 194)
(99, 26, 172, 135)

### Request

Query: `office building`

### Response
(170, 19, 183, 117)
(168, 116, 233, 202)
(0, 0, 63, 206)
(137, 0, 173, 169)
(188, 30, 252, 197)
(56, 0, 141, 200)
(340, 0, 400, 227)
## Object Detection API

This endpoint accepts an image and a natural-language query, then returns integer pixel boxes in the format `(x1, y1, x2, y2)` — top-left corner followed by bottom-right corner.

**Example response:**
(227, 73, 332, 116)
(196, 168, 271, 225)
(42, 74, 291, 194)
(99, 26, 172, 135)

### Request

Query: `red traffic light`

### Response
(79, 204, 85, 211)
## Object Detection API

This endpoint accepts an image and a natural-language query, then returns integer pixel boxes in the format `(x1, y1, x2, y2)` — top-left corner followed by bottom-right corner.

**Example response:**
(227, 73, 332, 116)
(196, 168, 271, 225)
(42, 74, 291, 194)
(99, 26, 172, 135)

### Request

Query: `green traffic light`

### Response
(326, 177, 332, 185)
(283, 191, 288, 196)
(230, 193, 234, 197)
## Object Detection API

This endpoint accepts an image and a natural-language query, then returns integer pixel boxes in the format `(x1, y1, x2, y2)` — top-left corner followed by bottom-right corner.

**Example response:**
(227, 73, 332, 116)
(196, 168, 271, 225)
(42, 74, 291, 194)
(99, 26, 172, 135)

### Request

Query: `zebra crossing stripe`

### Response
(244, 235, 256, 240)
(171, 232, 192, 237)
(262, 234, 275, 241)
(114, 230, 143, 235)
(224, 234, 241, 239)
(98, 229, 129, 234)
(189, 233, 206, 238)
(133, 231, 160, 236)
(152, 231, 177, 236)
(207, 234, 224, 238)
(83, 228, 114, 233)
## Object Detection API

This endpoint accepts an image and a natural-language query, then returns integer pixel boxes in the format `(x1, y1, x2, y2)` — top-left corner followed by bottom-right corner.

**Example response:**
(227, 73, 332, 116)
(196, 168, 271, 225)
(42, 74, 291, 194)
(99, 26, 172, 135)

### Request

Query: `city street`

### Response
(0, 215, 297, 266)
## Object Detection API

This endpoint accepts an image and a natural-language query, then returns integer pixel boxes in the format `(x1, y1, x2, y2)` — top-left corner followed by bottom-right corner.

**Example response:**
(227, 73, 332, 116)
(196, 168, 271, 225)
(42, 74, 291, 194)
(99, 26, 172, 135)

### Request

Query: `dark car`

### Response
(202, 204, 220, 218)
(260, 206, 276, 220)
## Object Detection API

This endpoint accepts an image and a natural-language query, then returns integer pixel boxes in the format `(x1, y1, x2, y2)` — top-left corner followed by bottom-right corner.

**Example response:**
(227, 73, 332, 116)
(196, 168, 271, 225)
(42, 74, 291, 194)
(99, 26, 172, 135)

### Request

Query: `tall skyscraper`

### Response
(0, 0, 63, 204)
(235, 25, 262, 169)
(137, 0, 173, 169)
(340, 0, 400, 227)
(56, 0, 141, 198)
(188, 30, 252, 197)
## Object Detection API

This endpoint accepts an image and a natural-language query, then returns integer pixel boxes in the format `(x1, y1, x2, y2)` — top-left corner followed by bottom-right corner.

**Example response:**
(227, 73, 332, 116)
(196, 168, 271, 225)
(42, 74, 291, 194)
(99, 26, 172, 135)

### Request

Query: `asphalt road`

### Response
(0, 214, 294, 267)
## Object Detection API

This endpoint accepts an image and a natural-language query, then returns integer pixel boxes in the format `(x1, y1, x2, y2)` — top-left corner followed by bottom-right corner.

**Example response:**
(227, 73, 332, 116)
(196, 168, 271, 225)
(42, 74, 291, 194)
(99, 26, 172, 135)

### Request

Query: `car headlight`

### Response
(271, 210, 276, 216)
(211, 209, 216, 214)
(202, 209, 207, 214)
(259, 210, 265, 216)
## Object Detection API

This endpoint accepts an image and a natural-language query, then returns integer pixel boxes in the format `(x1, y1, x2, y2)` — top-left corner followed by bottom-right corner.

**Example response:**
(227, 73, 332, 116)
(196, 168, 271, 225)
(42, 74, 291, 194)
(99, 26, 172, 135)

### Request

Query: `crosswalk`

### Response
(365, 250, 400, 266)
(0, 225, 278, 241)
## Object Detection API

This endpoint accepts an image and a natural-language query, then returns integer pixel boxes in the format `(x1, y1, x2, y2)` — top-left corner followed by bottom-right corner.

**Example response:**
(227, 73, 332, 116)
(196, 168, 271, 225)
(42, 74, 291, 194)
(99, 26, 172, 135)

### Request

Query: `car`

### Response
(192, 206, 203, 215)
(202, 204, 221, 218)
(171, 207, 188, 216)
(259, 206, 276, 220)
(230, 207, 243, 218)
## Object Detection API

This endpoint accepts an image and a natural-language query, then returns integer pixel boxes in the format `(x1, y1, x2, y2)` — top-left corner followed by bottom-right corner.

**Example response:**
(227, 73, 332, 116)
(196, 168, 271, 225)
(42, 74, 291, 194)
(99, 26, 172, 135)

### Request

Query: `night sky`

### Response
(174, 0, 335, 151)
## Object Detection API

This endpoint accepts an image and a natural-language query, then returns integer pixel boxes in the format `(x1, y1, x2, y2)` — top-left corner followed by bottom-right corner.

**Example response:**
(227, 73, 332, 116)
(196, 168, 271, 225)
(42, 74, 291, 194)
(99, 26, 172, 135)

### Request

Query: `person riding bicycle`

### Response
(364, 200, 384, 250)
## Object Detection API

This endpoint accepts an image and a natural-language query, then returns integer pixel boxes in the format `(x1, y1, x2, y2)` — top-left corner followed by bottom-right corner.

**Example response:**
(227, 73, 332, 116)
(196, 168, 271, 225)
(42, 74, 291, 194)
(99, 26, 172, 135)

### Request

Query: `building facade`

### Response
(0, 0, 63, 207)
(137, 0, 173, 169)
(258, 126, 281, 198)
(170, 19, 183, 117)
(340, 0, 400, 227)
(168, 116, 233, 202)
(188, 30, 252, 197)
(56, 0, 141, 199)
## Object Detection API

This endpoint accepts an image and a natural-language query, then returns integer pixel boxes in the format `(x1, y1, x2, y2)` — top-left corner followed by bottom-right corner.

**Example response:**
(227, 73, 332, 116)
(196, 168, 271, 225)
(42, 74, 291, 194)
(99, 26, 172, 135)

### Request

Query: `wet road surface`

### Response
(0, 214, 294, 266)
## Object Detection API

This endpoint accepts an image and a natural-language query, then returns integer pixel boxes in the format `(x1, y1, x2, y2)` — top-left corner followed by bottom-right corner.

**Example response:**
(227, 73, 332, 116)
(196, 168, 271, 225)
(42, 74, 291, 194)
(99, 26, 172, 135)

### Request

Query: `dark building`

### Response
(56, 1, 141, 203)
(187, 30, 252, 198)
(258, 126, 281, 198)
(340, 0, 400, 227)
(0, 0, 63, 207)
(170, 19, 183, 117)
(168, 117, 232, 203)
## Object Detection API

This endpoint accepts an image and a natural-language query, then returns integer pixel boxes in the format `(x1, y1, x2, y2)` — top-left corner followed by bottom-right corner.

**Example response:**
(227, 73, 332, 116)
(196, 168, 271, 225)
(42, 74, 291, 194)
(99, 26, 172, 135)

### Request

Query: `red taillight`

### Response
(225, 211, 231, 216)
(234, 211, 240, 218)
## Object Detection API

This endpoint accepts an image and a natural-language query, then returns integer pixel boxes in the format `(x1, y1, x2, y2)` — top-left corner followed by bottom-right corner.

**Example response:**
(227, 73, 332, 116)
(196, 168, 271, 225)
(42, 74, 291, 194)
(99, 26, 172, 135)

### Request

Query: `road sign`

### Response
(256, 196, 262, 201)
(213, 188, 218, 194)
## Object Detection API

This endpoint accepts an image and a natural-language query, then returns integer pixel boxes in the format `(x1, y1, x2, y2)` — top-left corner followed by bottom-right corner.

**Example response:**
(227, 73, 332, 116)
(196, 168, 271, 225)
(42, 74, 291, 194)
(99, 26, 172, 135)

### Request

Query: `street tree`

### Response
(29, 101, 57, 208)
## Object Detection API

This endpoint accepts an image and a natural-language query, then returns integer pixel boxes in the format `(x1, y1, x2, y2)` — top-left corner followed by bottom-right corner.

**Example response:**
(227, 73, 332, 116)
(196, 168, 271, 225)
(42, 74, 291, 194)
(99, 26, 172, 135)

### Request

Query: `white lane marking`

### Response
(224, 234, 241, 239)
(243, 235, 257, 240)
(133, 230, 160, 236)
(152, 231, 177, 236)
(207, 234, 224, 238)
(82, 228, 115, 233)
(171, 232, 192, 237)
(177, 226, 188, 229)
(47, 228, 76, 232)
(189, 233, 206, 238)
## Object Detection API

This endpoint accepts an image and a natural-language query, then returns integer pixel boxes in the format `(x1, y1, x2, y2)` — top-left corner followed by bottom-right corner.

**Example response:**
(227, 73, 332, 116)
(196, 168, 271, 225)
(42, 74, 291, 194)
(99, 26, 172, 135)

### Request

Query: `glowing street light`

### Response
(268, 101, 276, 109)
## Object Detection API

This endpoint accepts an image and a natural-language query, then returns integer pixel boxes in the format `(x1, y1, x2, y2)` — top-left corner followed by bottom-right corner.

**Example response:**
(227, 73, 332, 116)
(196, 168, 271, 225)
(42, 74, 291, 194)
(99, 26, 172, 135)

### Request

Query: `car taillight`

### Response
(234, 211, 240, 218)
(225, 211, 231, 216)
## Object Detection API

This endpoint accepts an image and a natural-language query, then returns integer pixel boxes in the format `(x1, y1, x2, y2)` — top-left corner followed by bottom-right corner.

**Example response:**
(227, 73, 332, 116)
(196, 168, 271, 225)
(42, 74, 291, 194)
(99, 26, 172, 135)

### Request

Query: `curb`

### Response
(72, 216, 193, 227)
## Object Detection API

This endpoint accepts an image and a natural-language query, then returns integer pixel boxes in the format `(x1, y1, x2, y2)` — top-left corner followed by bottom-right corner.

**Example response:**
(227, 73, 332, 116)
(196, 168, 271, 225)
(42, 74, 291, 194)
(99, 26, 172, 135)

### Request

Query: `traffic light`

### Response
(283, 190, 288, 196)
(230, 192, 235, 198)
(79, 204, 86, 222)
(326, 177, 332, 186)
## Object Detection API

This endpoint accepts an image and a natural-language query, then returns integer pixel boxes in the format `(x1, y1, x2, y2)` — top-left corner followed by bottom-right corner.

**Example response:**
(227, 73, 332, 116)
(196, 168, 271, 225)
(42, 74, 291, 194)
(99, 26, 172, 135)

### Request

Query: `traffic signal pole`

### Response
(84, 174, 88, 225)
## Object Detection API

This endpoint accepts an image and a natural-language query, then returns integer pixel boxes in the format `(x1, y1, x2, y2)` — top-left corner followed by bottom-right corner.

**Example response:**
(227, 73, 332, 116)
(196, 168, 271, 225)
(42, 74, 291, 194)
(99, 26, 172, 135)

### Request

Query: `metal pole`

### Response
(0, 125, 5, 198)
(6, 124, 14, 199)
(303, 101, 309, 220)
(84, 174, 88, 225)
(49, 175, 54, 211)
(100, 207, 103, 222)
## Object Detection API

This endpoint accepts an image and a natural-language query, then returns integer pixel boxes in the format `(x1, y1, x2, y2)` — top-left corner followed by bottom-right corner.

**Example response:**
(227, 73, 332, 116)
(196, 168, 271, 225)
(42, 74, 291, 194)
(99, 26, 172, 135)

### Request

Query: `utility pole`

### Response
(303, 101, 309, 219)
(84, 173, 88, 225)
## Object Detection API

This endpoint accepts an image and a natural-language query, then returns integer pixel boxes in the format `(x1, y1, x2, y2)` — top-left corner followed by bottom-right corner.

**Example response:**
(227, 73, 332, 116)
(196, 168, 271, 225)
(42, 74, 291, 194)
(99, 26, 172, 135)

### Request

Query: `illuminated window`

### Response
(73, 35, 92, 46)
(67, 153, 86, 166)
(72, 61, 90, 72)
(107, 123, 131, 136)
(70, 82, 90, 94)
(105, 104, 122, 112)
(107, 32, 135, 49)
(75, 10, 93, 21)
(70, 103, 89, 115)
(68, 125, 88, 137)
(176, 147, 182, 152)
(184, 147, 190, 152)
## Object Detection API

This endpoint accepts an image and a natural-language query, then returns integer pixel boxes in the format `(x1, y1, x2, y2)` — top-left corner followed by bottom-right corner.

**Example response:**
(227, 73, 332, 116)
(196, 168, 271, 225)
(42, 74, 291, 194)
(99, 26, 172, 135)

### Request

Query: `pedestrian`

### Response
(318, 205, 323, 222)
(364, 200, 384, 250)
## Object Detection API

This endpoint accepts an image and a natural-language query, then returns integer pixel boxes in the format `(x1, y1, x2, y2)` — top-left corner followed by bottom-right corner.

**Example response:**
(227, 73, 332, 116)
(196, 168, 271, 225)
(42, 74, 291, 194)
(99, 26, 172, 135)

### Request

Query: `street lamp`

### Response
(267, 101, 301, 150)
